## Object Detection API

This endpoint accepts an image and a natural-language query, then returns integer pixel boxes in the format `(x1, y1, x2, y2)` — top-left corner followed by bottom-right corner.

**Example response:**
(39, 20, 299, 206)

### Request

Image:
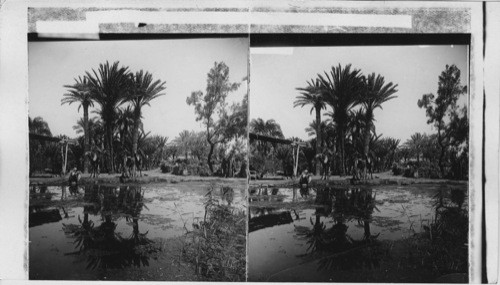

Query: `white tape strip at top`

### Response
(36, 10, 413, 34)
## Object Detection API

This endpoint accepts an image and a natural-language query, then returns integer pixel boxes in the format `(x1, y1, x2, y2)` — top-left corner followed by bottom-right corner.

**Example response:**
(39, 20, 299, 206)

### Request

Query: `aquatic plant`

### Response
(181, 183, 246, 281)
(402, 187, 468, 277)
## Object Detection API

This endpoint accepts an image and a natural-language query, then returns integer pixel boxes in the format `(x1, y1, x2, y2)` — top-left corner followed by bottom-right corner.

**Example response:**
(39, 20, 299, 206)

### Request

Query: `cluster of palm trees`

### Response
(295, 64, 398, 176)
(62, 61, 166, 176)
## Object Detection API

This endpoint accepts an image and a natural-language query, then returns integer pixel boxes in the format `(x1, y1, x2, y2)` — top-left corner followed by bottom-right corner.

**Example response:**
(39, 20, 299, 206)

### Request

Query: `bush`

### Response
(416, 161, 441, 179)
(160, 161, 172, 173)
(403, 166, 415, 178)
(392, 163, 403, 175)
(397, 161, 441, 179)
(186, 163, 211, 177)
(172, 164, 184, 175)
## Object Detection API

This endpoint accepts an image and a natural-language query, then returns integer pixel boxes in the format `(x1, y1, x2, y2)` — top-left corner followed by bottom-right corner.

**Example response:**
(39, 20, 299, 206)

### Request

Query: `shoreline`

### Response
(30, 169, 467, 187)
(29, 168, 247, 186)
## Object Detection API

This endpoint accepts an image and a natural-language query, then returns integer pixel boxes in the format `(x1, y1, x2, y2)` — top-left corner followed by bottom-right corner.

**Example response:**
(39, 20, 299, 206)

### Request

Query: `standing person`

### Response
(299, 169, 312, 197)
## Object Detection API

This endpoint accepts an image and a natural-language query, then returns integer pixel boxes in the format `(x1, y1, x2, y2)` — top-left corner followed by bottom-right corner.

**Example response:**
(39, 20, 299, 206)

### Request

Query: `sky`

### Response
(29, 41, 468, 145)
(28, 38, 249, 141)
(250, 45, 469, 143)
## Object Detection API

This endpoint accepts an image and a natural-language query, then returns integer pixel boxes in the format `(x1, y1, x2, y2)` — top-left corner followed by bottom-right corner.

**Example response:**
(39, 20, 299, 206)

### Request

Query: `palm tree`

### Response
(407, 132, 425, 163)
(295, 78, 327, 169)
(174, 130, 193, 160)
(128, 70, 167, 176)
(115, 106, 135, 154)
(346, 108, 368, 157)
(318, 64, 364, 176)
(147, 135, 169, 167)
(62, 76, 94, 173)
(358, 73, 398, 178)
(250, 118, 284, 156)
(85, 61, 132, 173)
(384, 137, 400, 170)
(73, 116, 102, 142)
(250, 118, 284, 138)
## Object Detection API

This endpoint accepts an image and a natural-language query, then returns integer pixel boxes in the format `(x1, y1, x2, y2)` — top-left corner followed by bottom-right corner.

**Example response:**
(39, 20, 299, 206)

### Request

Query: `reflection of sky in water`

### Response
(248, 184, 468, 281)
(29, 183, 245, 280)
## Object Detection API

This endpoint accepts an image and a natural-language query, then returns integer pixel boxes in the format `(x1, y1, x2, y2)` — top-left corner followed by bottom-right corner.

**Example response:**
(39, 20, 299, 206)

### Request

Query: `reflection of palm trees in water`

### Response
(331, 187, 379, 240)
(63, 185, 158, 270)
(295, 187, 383, 271)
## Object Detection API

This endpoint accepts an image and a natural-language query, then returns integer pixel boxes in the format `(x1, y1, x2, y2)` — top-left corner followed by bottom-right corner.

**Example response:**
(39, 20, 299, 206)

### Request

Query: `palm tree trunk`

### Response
(340, 128, 346, 176)
(363, 122, 372, 180)
(132, 108, 141, 177)
(83, 106, 89, 173)
(106, 124, 115, 173)
(315, 108, 321, 176)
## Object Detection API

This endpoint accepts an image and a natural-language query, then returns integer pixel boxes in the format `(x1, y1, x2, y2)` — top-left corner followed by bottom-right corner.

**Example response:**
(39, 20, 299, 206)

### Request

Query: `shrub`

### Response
(172, 164, 183, 175)
(186, 163, 211, 177)
(403, 166, 415, 178)
(416, 161, 441, 179)
(160, 161, 172, 173)
(392, 163, 403, 175)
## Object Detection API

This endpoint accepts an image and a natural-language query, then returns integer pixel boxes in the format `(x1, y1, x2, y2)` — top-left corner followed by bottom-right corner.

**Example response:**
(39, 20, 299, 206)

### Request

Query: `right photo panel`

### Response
(247, 36, 470, 283)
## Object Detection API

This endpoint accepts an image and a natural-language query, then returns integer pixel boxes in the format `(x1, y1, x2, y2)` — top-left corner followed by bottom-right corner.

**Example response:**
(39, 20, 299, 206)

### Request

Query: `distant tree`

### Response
(175, 130, 194, 160)
(384, 137, 400, 169)
(73, 116, 103, 144)
(406, 132, 426, 163)
(165, 144, 179, 161)
(418, 64, 467, 176)
(250, 118, 284, 138)
(29, 116, 52, 137)
(190, 131, 209, 162)
(250, 118, 284, 157)
(187, 62, 240, 174)
(141, 134, 168, 169)
(62, 76, 94, 173)
(29, 116, 53, 175)
(274, 144, 293, 175)
(149, 135, 169, 167)
(421, 134, 440, 164)
(295, 78, 327, 173)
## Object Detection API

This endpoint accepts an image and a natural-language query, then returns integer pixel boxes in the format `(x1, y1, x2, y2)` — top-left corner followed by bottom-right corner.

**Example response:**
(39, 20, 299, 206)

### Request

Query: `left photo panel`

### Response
(28, 36, 249, 281)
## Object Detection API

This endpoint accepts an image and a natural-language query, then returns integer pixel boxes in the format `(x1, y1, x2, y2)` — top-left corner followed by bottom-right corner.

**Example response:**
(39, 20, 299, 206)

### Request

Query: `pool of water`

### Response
(29, 182, 245, 280)
(247, 183, 468, 282)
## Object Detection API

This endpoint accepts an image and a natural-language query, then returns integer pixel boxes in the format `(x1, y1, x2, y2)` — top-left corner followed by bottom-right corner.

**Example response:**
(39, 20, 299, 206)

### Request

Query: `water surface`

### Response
(29, 182, 245, 280)
(247, 184, 468, 282)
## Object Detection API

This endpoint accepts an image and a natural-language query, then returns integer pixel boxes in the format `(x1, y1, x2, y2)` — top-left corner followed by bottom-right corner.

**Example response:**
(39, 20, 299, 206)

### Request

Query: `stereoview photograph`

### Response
(248, 44, 469, 282)
(28, 37, 248, 281)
